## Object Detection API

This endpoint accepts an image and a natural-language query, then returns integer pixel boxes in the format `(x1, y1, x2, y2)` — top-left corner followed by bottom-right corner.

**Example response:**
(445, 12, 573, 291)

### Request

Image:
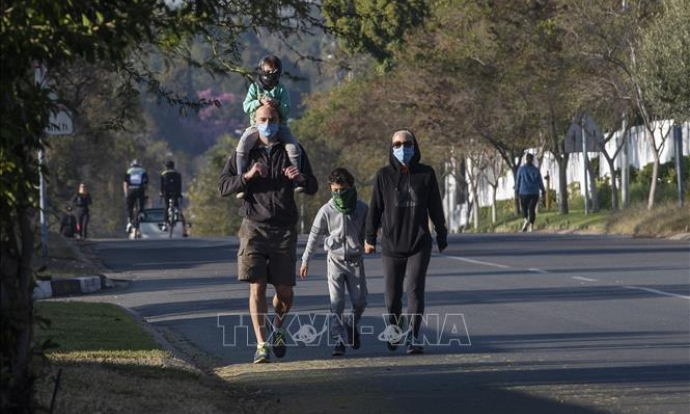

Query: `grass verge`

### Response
(472, 201, 688, 237)
(34, 301, 250, 414)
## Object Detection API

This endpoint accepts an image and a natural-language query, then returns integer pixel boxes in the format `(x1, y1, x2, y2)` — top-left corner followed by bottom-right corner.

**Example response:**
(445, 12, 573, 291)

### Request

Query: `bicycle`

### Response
(163, 196, 181, 239)
(128, 194, 146, 239)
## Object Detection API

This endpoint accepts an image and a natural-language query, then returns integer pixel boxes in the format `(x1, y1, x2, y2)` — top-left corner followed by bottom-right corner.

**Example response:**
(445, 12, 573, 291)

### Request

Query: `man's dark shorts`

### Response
(237, 219, 297, 286)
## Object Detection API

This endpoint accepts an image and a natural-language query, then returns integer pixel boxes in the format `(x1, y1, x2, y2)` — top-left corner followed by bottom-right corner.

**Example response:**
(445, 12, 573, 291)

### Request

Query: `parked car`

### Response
(136, 208, 187, 239)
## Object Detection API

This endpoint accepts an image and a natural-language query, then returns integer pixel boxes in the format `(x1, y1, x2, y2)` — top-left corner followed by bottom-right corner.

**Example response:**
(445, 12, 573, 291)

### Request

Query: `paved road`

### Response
(79, 234, 689, 414)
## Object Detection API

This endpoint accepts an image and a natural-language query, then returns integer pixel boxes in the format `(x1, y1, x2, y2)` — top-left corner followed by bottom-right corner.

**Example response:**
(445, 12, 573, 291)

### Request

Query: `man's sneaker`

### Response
(521, 218, 529, 232)
(236, 192, 245, 199)
(332, 341, 346, 357)
(253, 343, 270, 364)
(125, 222, 132, 234)
(346, 324, 361, 350)
(271, 328, 287, 359)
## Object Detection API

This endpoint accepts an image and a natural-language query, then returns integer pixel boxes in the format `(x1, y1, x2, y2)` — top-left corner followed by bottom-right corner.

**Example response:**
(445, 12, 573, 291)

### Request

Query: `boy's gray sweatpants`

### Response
(327, 255, 367, 343)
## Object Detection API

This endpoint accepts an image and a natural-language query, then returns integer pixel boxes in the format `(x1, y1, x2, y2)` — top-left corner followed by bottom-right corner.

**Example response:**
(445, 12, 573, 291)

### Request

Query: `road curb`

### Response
(33, 274, 114, 299)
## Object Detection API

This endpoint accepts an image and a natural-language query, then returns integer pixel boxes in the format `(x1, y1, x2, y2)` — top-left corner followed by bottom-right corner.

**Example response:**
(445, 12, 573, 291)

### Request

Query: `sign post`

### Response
(35, 64, 74, 258)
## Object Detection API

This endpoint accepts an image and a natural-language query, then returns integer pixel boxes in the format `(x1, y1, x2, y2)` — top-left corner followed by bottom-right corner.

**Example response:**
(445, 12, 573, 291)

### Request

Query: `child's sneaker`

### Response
(332, 341, 346, 357)
(346, 324, 361, 350)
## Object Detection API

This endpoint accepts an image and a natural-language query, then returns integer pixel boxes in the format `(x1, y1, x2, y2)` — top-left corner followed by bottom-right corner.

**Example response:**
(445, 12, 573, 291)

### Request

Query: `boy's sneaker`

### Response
(332, 341, 346, 357)
(271, 328, 287, 359)
(346, 324, 361, 350)
(521, 218, 529, 232)
(236, 192, 245, 199)
(253, 343, 270, 364)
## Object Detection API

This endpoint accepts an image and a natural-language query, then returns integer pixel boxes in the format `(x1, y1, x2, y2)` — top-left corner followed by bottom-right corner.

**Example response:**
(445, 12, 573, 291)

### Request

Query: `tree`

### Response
(636, 0, 690, 123)
(322, 0, 429, 71)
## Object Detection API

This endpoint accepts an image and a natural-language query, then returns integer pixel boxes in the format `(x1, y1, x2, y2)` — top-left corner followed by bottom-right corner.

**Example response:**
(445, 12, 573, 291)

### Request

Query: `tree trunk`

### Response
(511, 165, 520, 215)
(647, 153, 660, 210)
(472, 187, 480, 230)
(586, 154, 599, 213)
(1, 207, 36, 414)
(555, 154, 569, 214)
(491, 185, 497, 224)
(604, 155, 619, 210)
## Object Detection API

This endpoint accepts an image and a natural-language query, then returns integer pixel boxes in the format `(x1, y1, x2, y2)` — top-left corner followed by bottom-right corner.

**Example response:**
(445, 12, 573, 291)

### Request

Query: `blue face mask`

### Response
(393, 146, 414, 165)
(257, 123, 279, 139)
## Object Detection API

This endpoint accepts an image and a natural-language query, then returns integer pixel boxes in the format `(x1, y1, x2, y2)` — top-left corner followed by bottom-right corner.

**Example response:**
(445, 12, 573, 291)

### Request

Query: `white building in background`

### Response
(442, 122, 689, 230)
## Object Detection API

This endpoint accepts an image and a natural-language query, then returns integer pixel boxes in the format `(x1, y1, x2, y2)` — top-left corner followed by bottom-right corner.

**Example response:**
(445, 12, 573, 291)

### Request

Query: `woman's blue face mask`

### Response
(393, 145, 414, 164)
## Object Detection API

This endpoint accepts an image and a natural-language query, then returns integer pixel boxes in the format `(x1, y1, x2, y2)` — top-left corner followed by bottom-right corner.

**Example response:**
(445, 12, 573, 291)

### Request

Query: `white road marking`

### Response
(528, 268, 550, 274)
(440, 255, 512, 269)
(137, 260, 231, 266)
(572, 276, 598, 282)
(623, 286, 690, 300)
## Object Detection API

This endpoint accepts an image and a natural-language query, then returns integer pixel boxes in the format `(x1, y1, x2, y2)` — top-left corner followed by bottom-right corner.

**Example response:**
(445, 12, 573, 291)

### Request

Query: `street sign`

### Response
(564, 114, 604, 153)
(45, 110, 74, 135)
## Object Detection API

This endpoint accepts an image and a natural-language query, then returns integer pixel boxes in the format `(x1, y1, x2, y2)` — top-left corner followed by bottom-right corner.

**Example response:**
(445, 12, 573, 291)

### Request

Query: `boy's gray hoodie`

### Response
(302, 199, 368, 266)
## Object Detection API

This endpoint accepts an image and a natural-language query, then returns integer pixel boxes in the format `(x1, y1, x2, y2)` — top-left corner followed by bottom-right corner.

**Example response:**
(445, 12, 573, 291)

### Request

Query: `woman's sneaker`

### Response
(253, 343, 270, 364)
(406, 335, 424, 355)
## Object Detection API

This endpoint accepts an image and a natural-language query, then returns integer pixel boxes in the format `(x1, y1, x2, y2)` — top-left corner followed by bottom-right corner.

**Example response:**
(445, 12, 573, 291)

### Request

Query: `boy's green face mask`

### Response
(332, 187, 357, 214)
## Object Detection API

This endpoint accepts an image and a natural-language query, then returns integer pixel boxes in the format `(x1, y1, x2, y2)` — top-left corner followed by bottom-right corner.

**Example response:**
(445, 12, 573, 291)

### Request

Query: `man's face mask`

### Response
(257, 123, 279, 139)
(332, 186, 357, 214)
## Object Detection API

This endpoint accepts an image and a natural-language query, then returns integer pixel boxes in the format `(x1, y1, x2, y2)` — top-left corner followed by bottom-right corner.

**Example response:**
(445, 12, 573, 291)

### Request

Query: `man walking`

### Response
(515, 153, 545, 232)
(218, 104, 318, 363)
(365, 129, 447, 354)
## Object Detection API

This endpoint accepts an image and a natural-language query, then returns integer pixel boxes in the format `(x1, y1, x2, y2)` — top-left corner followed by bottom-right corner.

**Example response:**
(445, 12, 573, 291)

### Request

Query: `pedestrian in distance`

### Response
(72, 182, 92, 239)
(218, 104, 318, 364)
(364, 129, 448, 355)
(515, 153, 546, 232)
(59, 205, 77, 239)
(300, 168, 368, 357)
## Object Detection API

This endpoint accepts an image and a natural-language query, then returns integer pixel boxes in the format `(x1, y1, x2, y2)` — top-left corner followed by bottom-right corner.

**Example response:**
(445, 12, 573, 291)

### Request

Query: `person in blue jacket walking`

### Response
(515, 153, 545, 232)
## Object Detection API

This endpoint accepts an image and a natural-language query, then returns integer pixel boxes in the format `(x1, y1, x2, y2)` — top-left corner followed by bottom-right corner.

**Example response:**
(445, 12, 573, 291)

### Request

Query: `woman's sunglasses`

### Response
(392, 141, 413, 149)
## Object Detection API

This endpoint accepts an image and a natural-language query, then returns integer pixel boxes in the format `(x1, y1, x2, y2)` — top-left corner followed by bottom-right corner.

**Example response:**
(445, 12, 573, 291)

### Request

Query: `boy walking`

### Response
(300, 168, 368, 357)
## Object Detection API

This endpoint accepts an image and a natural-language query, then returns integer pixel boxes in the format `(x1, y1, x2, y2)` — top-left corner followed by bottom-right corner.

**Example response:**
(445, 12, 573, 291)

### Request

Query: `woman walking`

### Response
(72, 182, 92, 239)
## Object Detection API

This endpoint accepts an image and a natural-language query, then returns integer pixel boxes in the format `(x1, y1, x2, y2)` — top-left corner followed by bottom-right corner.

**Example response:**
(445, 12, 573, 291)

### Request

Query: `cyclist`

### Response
(123, 159, 148, 234)
(160, 160, 183, 228)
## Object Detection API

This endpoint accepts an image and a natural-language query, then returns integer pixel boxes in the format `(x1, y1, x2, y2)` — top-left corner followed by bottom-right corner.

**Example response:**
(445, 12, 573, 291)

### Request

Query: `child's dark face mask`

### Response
(332, 187, 357, 214)
(259, 70, 280, 90)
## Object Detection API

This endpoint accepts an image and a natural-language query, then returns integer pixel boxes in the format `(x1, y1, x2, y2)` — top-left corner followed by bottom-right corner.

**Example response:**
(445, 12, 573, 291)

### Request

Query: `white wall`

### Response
(443, 121, 689, 229)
